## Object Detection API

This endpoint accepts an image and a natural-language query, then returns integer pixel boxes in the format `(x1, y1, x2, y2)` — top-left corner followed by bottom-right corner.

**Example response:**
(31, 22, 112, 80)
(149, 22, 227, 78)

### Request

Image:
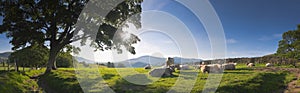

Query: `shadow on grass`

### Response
(112, 74, 149, 92)
(112, 74, 178, 93)
(160, 74, 179, 78)
(0, 70, 7, 74)
(38, 71, 83, 93)
(235, 67, 253, 70)
(102, 74, 115, 80)
(112, 74, 173, 93)
(216, 72, 288, 93)
(223, 71, 254, 74)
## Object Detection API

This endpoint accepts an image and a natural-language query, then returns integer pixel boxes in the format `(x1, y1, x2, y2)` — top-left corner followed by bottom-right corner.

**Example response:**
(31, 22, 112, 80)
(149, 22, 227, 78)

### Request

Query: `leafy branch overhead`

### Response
(0, 0, 143, 72)
(276, 25, 300, 59)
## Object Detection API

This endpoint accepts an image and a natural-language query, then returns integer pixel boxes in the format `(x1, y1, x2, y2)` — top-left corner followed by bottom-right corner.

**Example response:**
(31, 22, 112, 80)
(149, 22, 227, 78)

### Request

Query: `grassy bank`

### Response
(0, 65, 296, 93)
(0, 71, 41, 92)
(37, 65, 295, 93)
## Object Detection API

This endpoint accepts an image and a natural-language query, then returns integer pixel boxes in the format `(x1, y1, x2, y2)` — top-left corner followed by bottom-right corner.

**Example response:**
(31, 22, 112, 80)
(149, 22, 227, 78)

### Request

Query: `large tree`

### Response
(276, 25, 300, 59)
(0, 0, 143, 73)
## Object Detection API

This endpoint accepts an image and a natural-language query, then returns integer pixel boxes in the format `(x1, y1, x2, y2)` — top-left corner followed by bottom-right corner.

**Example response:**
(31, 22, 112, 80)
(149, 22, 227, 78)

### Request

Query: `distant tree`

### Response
(276, 25, 300, 60)
(56, 52, 73, 68)
(116, 63, 126, 68)
(9, 44, 49, 71)
(107, 62, 115, 68)
(0, 0, 143, 73)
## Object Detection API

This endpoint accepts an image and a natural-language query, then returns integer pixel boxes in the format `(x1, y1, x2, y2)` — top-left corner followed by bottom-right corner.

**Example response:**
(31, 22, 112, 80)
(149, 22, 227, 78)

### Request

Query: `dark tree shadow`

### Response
(102, 74, 115, 80)
(112, 74, 155, 93)
(37, 72, 83, 93)
(223, 71, 254, 74)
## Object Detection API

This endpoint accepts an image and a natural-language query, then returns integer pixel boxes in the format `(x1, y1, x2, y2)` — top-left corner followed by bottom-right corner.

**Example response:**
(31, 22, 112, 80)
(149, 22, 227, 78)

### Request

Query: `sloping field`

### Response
(0, 65, 297, 93)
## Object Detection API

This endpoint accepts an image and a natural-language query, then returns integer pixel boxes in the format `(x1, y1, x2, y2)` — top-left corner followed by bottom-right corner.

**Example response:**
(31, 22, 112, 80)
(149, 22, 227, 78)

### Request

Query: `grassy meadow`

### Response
(0, 64, 298, 93)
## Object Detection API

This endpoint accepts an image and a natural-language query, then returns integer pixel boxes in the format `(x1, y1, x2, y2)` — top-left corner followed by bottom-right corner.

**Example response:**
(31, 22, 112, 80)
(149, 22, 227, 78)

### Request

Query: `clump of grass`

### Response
(0, 72, 39, 92)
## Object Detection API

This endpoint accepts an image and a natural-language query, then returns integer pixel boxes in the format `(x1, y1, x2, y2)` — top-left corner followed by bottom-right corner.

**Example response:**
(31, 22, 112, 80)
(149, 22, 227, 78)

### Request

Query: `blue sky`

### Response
(1, 0, 300, 61)
(210, 0, 300, 57)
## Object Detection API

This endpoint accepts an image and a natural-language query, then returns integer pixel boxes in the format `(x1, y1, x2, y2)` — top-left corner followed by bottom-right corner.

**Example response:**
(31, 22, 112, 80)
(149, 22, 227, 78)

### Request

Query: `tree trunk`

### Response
(45, 48, 60, 74)
(15, 59, 19, 72)
(7, 60, 9, 72)
(16, 62, 19, 72)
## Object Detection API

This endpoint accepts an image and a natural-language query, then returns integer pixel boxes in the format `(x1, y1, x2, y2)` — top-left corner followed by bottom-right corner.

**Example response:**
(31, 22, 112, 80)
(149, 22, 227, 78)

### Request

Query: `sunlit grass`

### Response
(0, 64, 296, 93)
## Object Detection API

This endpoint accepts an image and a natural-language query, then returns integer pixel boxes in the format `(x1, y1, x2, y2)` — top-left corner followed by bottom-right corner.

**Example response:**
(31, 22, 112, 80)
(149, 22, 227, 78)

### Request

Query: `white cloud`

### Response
(226, 38, 237, 44)
(259, 33, 282, 41)
(273, 33, 282, 38)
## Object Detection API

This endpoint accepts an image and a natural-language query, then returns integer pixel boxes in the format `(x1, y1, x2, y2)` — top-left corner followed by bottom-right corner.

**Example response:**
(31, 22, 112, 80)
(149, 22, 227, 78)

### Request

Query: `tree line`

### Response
(1, 44, 74, 72)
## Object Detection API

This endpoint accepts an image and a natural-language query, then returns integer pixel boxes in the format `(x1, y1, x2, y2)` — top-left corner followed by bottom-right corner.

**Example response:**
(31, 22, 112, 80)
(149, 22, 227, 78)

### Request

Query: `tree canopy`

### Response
(56, 51, 74, 68)
(276, 25, 300, 59)
(9, 44, 49, 69)
(0, 0, 143, 73)
(9, 44, 76, 69)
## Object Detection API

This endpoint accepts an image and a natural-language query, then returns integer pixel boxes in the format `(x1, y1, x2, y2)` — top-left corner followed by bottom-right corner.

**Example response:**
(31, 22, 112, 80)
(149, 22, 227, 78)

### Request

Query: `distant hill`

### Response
(116, 55, 202, 68)
(0, 52, 94, 63)
(0, 52, 203, 66)
(73, 56, 97, 63)
(0, 52, 11, 61)
(0, 52, 11, 58)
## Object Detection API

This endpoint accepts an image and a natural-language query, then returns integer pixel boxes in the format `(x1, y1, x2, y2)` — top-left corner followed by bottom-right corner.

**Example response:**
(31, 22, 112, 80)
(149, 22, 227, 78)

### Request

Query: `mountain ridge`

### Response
(115, 55, 202, 68)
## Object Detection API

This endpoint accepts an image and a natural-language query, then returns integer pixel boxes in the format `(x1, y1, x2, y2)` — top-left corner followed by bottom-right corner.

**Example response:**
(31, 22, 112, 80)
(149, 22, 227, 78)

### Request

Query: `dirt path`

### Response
(284, 73, 300, 93)
(256, 67, 300, 93)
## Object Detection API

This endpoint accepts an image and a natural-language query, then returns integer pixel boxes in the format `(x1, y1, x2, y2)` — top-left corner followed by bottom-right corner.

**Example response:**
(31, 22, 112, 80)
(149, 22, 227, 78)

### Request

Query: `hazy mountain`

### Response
(0, 52, 11, 61)
(0, 52, 97, 63)
(116, 55, 202, 68)
(0, 52, 11, 58)
(0, 51, 202, 67)
(73, 56, 96, 63)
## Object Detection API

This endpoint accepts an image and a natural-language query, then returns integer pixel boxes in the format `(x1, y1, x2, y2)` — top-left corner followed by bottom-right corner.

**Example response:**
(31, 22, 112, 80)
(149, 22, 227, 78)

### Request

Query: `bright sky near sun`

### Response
(1, 0, 300, 62)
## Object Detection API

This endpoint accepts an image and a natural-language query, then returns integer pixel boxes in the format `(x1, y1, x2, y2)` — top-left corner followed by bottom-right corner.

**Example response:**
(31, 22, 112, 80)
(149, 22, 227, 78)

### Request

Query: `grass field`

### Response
(0, 70, 42, 92)
(0, 64, 297, 93)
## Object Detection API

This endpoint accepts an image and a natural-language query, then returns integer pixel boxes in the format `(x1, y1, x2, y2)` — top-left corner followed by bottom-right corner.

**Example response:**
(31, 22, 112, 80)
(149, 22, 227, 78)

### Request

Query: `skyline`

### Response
(1, 0, 300, 61)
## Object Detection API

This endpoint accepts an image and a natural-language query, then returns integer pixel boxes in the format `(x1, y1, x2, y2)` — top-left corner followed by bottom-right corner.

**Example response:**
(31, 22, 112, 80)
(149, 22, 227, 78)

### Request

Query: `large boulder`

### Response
(222, 63, 236, 70)
(201, 64, 222, 73)
(166, 57, 174, 67)
(180, 65, 190, 70)
(144, 65, 151, 69)
(266, 63, 274, 67)
(174, 64, 181, 70)
(246, 63, 255, 67)
(200, 65, 209, 73)
(194, 65, 201, 69)
(149, 68, 173, 77)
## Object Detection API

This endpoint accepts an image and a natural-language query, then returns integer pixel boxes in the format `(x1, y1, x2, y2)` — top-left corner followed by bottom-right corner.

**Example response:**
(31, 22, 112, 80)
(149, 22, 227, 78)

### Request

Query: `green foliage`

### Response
(56, 52, 74, 68)
(277, 25, 300, 59)
(9, 44, 49, 68)
(9, 44, 76, 68)
(107, 62, 115, 68)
